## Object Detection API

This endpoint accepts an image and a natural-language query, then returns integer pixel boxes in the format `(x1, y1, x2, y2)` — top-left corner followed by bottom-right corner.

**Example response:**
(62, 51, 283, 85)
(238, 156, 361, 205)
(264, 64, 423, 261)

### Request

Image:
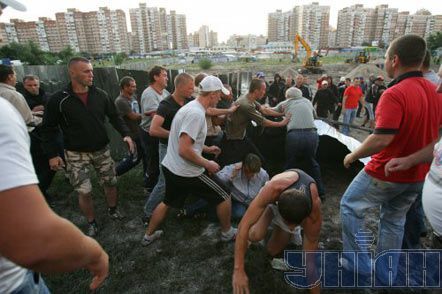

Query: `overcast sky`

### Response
(2, 0, 441, 42)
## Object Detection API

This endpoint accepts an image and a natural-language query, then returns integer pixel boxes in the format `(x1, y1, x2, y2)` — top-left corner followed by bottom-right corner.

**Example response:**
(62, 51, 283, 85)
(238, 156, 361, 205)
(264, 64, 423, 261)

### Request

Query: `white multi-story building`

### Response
(268, 3, 330, 49)
(336, 4, 440, 48)
(130, 4, 187, 53)
(0, 22, 18, 47)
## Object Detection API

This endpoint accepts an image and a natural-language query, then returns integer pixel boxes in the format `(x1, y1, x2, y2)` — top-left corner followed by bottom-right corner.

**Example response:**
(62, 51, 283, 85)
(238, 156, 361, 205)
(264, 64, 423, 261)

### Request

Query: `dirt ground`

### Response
(43, 116, 427, 294)
(44, 157, 358, 294)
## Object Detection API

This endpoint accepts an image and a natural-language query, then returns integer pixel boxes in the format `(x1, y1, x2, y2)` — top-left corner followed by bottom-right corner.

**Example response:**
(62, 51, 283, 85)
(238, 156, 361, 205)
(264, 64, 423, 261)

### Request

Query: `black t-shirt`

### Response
(156, 95, 192, 145)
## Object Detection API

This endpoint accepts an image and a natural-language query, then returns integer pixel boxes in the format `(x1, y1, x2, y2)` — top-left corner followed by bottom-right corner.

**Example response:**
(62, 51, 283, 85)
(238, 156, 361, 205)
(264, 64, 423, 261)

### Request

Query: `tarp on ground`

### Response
(314, 120, 370, 165)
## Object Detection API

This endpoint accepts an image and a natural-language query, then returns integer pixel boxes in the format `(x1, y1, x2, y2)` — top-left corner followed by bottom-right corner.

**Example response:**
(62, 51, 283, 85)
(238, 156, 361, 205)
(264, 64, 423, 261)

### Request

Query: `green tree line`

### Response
(0, 41, 128, 65)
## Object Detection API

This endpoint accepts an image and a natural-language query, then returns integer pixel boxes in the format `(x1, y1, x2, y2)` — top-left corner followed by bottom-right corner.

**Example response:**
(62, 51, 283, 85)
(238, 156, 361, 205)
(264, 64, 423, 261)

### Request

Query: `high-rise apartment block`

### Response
(336, 5, 442, 48)
(0, 4, 185, 55)
(0, 7, 128, 54)
(267, 2, 330, 50)
(129, 3, 187, 53)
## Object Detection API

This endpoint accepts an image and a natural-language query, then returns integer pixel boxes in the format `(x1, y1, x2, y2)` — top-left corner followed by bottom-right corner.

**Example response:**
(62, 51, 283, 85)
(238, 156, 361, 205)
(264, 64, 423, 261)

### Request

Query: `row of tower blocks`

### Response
(0, 4, 188, 54)
(0, 2, 441, 55)
(268, 3, 442, 50)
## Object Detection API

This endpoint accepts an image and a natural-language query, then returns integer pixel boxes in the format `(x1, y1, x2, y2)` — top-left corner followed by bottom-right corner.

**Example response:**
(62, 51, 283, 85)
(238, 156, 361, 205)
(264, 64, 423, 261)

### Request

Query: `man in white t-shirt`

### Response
(142, 76, 237, 245)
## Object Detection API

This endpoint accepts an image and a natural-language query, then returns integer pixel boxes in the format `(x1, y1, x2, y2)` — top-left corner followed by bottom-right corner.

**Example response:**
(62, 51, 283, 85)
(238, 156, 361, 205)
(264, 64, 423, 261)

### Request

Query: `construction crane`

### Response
(293, 33, 323, 73)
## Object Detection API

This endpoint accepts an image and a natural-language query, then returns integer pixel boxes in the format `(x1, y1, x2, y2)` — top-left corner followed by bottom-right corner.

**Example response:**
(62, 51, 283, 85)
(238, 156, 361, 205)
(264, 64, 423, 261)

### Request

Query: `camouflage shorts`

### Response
(65, 146, 117, 194)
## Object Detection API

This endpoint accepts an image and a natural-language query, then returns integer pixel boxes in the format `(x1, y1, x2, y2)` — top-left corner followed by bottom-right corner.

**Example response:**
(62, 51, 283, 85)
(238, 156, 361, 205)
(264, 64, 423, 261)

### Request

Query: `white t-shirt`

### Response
(140, 86, 170, 131)
(0, 98, 39, 293)
(162, 99, 207, 177)
(423, 138, 442, 236)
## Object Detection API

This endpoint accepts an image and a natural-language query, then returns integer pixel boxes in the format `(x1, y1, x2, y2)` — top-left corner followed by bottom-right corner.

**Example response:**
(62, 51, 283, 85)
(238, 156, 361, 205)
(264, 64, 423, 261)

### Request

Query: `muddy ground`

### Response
(44, 118, 434, 294)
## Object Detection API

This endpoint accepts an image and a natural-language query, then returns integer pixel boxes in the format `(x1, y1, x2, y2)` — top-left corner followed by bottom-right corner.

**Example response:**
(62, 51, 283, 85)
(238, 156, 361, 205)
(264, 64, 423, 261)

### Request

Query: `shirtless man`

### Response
(232, 169, 322, 294)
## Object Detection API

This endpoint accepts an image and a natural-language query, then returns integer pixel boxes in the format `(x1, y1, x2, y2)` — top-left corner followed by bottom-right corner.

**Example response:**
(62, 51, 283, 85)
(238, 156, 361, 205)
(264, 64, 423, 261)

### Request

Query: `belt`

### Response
(288, 128, 317, 132)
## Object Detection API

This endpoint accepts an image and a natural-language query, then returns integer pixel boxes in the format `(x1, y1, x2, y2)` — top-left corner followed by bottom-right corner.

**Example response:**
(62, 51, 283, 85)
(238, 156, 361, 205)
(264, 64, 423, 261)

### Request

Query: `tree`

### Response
(57, 46, 75, 64)
(0, 41, 55, 65)
(113, 52, 127, 66)
(427, 32, 442, 52)
(198, 58, 213, 70)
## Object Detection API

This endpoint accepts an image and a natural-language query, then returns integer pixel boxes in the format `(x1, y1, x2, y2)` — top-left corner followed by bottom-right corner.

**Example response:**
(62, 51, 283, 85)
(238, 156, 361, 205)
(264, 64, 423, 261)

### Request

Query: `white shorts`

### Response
(422, 176, 442, 237)
(269, 204, 296, 234)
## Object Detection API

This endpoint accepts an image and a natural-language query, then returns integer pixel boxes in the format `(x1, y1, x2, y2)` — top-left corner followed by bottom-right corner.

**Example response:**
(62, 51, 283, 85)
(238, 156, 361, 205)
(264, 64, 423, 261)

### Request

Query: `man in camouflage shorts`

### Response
(65, 147, 117, 195)
(42, 57, 134, 237)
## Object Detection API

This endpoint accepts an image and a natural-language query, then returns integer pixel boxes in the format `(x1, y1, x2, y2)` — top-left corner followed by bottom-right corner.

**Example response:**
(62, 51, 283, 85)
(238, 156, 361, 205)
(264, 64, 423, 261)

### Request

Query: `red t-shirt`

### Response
(343, 86, 363, 109)
(76, 92, 89, 106)
(365, 77, 442, 183)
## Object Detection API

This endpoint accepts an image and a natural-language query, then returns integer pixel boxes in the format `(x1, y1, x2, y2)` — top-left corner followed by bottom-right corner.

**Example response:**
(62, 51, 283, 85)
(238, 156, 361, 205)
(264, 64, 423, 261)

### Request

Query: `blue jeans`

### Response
(144, 143, 167, 217)
(342, 108, 357, 135)
(232, 200, 248, 220)
(12, 271, 50, 294)
(184, 199, 247, 220)
(402, 193, 426, 249)
(285, 129, 325, 196)
(115, 136, 146, 177)
(340, 170, 423, 283)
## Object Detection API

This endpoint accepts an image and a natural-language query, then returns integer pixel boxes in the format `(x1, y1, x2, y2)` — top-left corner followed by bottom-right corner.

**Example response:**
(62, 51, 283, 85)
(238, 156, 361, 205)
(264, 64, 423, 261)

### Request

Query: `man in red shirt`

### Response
(341, 78, 364, 135)
(340, 34, 442, 285)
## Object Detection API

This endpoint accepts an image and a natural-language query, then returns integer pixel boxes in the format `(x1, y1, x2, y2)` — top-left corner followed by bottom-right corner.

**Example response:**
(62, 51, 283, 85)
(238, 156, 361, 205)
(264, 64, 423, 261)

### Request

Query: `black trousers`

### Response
(141, 130, 159, 189)
(30, 131, 56, 200)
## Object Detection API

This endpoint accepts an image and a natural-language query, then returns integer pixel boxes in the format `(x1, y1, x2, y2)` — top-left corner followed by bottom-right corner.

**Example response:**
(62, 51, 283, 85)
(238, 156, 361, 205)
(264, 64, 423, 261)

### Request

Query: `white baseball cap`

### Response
(199, 76, 230, 95)
(1, 0, 27, 11)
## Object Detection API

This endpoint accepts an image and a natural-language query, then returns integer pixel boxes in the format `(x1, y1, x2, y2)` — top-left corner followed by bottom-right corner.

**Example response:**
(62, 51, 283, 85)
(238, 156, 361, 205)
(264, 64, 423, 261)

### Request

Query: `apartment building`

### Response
(0, 23, 18, 47)
(130, 4, 187, 53)
(268, 3, 330, 49)
(336, 4, 441, 48)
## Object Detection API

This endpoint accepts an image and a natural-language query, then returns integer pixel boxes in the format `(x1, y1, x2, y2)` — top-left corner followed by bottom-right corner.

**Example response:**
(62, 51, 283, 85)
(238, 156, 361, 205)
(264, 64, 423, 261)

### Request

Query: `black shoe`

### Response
(142, 215, 150, 227)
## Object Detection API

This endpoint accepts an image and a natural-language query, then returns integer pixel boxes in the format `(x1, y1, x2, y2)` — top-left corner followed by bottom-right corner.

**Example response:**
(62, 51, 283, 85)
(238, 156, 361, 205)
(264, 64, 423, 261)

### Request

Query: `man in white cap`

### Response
(0, 2, 108, 293)
(142, 75, 237, 246)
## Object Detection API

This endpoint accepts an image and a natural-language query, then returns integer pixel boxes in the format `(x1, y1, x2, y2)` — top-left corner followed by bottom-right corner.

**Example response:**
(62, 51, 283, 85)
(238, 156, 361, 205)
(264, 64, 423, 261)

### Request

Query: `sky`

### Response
(2, 0, 442, 42)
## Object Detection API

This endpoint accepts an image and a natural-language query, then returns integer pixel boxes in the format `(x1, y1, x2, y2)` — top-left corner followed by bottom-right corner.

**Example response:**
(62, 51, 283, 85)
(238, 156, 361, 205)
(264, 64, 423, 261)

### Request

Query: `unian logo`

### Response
(283, 229, 441, 289)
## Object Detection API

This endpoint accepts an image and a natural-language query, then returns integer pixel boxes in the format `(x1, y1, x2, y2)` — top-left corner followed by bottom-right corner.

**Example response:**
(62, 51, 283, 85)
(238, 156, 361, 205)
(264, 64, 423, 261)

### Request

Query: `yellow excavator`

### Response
(293, 33, 323, 73)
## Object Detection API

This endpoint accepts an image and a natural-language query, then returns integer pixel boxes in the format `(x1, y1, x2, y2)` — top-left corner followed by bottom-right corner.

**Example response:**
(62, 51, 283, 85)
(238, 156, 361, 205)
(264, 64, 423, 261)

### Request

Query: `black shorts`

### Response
(162, 165, 230, 209)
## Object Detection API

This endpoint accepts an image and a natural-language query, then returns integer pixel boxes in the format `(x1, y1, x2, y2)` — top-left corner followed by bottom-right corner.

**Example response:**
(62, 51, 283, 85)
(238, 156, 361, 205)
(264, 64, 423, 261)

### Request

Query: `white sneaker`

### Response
(271, 258, 290, 271)
(290, 226, 303, 246)
(221, 227, 237, 242)
(141, 230, 163, 246)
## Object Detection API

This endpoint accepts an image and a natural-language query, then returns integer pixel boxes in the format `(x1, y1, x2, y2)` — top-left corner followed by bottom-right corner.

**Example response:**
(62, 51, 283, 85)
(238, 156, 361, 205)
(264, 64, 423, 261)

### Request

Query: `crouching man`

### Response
(232, 169, 322, 294)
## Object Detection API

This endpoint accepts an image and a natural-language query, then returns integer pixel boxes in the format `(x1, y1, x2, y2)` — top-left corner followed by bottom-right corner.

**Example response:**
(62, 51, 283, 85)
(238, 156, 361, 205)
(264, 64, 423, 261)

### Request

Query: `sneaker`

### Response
(108, 208, 124, 220)
(271, 258, 290, 271)
(87, 222, 99, 237)
(221, 227, 237, 242)
(141, 215, 150, 227)
(141, 230, 164, 246)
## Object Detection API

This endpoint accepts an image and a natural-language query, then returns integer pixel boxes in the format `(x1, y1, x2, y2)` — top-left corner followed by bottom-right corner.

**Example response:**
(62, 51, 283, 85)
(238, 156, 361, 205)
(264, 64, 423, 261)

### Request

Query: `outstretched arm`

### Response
(302, 184, 322, 294)
(233, 172, 295, 293)
(0, 185, 109, 290)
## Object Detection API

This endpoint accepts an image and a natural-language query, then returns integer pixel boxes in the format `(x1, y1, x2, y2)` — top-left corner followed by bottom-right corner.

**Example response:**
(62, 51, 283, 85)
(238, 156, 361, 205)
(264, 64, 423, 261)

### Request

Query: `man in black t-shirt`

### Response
(142, 73, 194, 224)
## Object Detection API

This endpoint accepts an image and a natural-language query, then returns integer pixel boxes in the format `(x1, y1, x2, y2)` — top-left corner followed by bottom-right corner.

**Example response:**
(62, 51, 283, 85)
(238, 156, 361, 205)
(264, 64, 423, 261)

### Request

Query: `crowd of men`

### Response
(1, 2, 442, 293)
